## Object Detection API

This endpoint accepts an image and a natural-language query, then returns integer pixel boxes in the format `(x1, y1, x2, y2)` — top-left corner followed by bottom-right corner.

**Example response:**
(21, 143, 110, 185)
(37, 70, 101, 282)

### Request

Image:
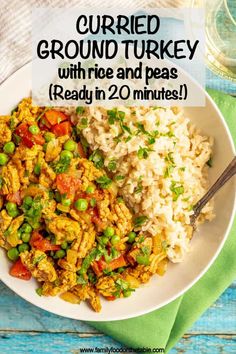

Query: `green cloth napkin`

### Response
(88, 89, 236, 353)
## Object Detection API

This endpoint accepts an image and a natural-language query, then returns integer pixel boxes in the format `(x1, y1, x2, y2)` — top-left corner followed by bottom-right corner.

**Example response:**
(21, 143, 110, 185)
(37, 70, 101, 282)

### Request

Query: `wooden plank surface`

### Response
(0, 280, 235, 353)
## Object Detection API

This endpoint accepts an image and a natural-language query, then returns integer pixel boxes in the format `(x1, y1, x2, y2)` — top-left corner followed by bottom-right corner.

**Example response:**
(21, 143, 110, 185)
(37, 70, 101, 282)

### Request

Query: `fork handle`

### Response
(191, 156, 236, 223)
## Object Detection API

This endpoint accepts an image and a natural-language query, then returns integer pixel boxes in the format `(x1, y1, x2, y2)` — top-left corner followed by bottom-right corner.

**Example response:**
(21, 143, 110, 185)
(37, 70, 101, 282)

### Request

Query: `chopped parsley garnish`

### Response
(121, 124, 132, 135)
(107, 109, 125, 125)
(164, 165, 174, 178)
(152, 106, 167, 110)
(206, 157, 213, 167)
(96, 176, 112, 189)
(9, 117, 16, 130)
(76, 106, 85, 114)
(77, 117, 88, 130)
(33, 254, 46, 265)
(12, 133, 21, 145)
(36, 107, 50, 122)
(134, 215, 148, 227)
(87, 271, 97, 285)
(134, 177, 143, 194)
(79, 136, 89, 156)
(137, 146, 153, 159)
(0, 176, 4, 189)
(170, 181, 184, 201)
(135, 122, 149, 135)
(164, 153, 176, 178)
(89, 149, 104, 169)
(113, 278, 135, 298)
(115, 175, 125, 182)
(79, 248, 101, 275)
(161, 240, 169, 251)
(147, 137, 155, 145)
(76, 275, 88, 285)
(52, 154, 71, 174)
(35, 288, 43, 296)
(108, 160, 117, 171)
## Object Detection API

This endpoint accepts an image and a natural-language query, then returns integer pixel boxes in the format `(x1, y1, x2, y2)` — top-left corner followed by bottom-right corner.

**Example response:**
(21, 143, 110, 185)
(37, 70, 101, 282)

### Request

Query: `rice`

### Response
(63, 105, 214, 263)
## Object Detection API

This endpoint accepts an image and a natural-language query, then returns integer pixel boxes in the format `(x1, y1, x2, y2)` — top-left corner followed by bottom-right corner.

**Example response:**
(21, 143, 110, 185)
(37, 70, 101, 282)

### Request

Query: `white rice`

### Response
(63, 106, 214, 263)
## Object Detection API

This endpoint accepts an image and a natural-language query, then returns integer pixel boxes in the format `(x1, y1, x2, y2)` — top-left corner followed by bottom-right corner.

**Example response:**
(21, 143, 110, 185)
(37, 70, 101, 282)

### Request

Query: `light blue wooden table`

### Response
(0, 70, 235, 353)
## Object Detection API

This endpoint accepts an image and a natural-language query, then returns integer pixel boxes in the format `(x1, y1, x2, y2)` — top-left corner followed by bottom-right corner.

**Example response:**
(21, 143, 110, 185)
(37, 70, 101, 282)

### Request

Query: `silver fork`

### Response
(190, 156, 236, 226)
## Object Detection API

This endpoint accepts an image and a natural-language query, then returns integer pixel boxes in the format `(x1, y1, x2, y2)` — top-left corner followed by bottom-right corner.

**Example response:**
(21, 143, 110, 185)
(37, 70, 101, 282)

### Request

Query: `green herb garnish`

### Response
(96, 176, 112, 189)
(206, 157, 213, 167)
(108, 160, 117, 171)
(170, 181, 184, 201)
(134, 215, 148, 227)
(89, 149, 104, 169)
(33, 254, 46, 265)
(76, 106, 85, 114)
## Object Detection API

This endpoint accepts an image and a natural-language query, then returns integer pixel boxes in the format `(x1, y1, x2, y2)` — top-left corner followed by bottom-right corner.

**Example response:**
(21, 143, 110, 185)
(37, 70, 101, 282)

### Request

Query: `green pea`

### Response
(23, 196, 33, 207)
(3, 142, 15, 154)
(86, 185, 95, 194)
(44, 132, 55, 142)
(61, 241, 68, 250)
(136, 254, 150, 266)
(104, 227, 115, 238)
(127, 231, 136, 243)
(60, 150, 73, 160)
(74, 198, 88, 211)
(8, 210, 19, 218)
(0, 153, 8, 166)
(6, 202, 17, 212)
(100, 236, 109, 245)
(34, 163, 41, 176)
(21, 232, 31, 243)
(50, 251, 55, 257)
(90, 198, 97, 207)
(111, 234, 120, 245)
(6, 202, 19, 217)
(123, 290, 132, 298)
(18, 243, 29, 253)
(7, 247, 19, 262)
(54, 249, 66, 259)
(61, 198, 71, 207)
(29, 125, 40, 135)
(64, 139, 77, 152)
(21, 223, 32, 234)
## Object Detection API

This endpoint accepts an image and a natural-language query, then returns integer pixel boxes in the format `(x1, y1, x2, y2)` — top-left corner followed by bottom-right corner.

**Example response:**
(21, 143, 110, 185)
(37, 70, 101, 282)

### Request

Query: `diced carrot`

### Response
(10, 259, 31, 280)
(30, 231, 60, 252)
(45, 110, 68, 126)
(51, 121, 71, 137)
(56, 174, 81, 199)
(92, 254, 127, 277)
(15, 123, 45, 147)
(106, 296, 116, 301)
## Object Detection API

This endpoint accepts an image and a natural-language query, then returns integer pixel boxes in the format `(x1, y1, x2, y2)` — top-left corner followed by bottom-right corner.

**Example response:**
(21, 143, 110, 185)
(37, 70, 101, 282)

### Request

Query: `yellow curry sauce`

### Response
(0, 98, 168, 312)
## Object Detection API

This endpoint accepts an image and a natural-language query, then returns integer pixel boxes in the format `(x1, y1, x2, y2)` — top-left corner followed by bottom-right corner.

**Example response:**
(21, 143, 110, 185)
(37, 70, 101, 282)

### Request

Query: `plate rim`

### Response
(0, 62, 235, 321)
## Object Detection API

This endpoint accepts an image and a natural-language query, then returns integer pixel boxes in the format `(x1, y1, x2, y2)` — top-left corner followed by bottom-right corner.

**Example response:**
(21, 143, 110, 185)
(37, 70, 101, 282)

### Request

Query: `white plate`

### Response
(0, 63, 235, 321)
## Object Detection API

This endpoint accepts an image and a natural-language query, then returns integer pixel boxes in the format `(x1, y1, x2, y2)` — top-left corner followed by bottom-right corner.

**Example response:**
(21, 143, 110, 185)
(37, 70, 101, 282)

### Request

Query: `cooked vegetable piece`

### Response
(10, 258, 31, 280)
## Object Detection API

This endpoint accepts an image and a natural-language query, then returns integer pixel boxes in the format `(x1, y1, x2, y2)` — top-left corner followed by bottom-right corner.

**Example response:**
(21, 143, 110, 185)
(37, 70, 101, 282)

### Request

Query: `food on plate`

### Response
(0, 98, 214, 311)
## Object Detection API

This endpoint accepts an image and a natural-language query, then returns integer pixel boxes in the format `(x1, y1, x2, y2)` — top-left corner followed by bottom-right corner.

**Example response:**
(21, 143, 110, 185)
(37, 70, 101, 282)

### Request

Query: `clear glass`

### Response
(192, 0, 236, 81)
